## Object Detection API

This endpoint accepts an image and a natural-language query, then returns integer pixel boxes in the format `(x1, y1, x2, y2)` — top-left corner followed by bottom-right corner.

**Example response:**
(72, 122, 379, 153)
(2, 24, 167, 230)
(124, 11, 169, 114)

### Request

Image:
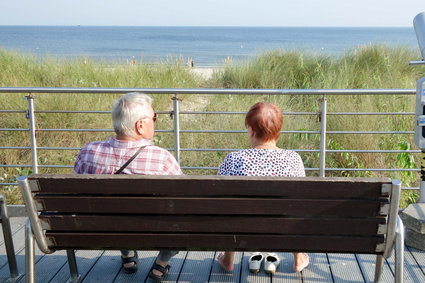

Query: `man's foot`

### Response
(121, 251, 138, 273)
(217, 252, 234, 272)
(149, 259, 170, 282)
(293, 253, 309, 272)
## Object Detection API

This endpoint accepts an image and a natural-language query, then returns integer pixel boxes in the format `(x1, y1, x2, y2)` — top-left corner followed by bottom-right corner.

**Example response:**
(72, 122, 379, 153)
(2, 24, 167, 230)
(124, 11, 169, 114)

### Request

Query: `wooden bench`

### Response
(18, 174, 405, 283)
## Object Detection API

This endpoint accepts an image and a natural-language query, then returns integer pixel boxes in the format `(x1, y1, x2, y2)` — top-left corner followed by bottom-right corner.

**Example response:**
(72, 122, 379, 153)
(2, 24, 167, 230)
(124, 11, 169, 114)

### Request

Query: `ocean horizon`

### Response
(0, 26, 420, 67)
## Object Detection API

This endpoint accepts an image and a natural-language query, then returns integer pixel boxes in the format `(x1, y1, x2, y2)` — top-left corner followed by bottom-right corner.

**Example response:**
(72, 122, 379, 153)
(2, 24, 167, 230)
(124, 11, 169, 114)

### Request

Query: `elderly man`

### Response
(74, 92, 181, 281)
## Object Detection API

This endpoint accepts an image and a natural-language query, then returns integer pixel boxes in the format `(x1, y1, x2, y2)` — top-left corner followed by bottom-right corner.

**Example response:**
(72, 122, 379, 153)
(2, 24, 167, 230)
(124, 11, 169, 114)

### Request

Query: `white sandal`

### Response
(264, 253, 280, 274)
(248, 252, 264, 273)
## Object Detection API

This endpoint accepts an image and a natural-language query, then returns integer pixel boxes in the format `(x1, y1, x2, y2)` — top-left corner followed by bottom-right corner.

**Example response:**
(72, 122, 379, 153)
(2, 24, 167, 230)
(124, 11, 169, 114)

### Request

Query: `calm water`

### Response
(0, 26, 420, 66)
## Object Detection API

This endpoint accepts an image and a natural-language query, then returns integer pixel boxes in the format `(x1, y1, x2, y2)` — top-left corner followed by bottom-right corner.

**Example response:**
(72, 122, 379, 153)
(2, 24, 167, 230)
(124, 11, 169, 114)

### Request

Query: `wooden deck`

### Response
(1, 217, 425, 283)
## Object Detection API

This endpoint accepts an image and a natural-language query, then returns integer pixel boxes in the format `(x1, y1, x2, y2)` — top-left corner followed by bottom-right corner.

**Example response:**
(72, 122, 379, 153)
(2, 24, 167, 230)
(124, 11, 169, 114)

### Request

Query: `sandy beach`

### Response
(190, 67, 219, 79)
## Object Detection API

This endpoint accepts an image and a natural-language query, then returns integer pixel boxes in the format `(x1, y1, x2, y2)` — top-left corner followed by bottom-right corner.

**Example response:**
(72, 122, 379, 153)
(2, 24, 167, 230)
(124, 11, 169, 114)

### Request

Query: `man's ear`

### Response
(135, 119, 143, 135)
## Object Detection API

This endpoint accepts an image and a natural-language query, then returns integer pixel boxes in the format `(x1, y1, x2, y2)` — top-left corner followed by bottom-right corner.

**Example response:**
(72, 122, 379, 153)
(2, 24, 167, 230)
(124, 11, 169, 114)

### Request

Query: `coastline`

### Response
(0, 26, 418, 69)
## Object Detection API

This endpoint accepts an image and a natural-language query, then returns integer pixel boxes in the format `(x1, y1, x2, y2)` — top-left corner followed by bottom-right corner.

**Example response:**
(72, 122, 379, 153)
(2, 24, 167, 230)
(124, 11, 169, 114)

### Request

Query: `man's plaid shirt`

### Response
(74, 137, 182, 175)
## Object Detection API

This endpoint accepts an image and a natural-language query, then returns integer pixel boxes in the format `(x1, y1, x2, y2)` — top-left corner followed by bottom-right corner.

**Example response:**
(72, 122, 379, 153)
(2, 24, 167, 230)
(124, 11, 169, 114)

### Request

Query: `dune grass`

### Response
(1, 45, 425, 206)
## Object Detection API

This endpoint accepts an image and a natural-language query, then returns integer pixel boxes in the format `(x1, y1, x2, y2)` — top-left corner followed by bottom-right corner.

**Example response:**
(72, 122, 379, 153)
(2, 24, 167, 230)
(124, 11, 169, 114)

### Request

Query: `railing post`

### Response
(0, 195, 19, 280)
(319, 97, 327, 177)
(25, 94, 38, 174)
(419, 158, 425, 203)
(419, 151, 425, 202)
(172, 96, 181, 164)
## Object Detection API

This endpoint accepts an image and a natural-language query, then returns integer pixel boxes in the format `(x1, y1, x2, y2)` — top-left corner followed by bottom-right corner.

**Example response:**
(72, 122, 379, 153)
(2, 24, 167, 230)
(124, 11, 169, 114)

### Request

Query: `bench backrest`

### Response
(19, 174, 401, 257)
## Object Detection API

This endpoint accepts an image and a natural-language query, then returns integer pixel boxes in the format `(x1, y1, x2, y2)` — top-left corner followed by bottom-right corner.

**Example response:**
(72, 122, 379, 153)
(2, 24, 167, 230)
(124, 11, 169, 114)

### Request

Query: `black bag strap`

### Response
(114, 145, 149, 174)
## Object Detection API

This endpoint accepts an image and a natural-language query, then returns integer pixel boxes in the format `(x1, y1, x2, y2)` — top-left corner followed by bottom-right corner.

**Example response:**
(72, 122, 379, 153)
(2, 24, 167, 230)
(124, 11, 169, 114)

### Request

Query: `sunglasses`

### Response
(141, 112, 157, 123)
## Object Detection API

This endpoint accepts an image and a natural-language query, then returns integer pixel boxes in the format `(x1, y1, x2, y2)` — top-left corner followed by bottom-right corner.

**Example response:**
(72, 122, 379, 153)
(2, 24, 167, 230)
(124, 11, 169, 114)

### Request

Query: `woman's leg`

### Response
(217, 251, 235, 271)
(292, 252, 309, 272)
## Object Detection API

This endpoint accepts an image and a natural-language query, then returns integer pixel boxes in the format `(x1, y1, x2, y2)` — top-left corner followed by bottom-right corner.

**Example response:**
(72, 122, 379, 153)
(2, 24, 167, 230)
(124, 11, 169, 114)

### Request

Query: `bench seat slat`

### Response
(45, 233, 385, 254)
(30, 175, 390, 199)
(35, 196, 387, 217)
(40, 215, 387, 235)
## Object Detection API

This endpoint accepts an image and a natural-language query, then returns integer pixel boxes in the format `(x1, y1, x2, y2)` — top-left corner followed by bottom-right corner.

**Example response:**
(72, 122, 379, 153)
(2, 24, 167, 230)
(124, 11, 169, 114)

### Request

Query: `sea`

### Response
(0, 26, 420, 67)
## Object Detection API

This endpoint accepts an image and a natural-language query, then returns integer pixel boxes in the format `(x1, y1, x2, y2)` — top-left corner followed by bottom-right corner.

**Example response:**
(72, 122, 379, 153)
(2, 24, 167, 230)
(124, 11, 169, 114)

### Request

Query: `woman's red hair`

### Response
(245, 102, 283, 141)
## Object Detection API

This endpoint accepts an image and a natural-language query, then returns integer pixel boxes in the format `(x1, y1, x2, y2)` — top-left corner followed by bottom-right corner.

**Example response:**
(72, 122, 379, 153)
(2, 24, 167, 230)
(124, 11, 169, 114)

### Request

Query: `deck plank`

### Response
(17, 222, 58, 283)
(386, 245, 425, 283)
(327, 253, 365, 282)
(27, 249, 69, 282)
(0, 217, 26, 268)
(0, 217, 26, 282)
(209, 251, 242, 283)
(301, 253, 333, 283)
(178, 251, 214, 283)
(407, 246, 425, 276)
(49, 250, 104, 282)
(81, 250, 122, 283)
(2, 218, 425, 282)
(272, 252, 302, 283)
(355, 254, 394, 283)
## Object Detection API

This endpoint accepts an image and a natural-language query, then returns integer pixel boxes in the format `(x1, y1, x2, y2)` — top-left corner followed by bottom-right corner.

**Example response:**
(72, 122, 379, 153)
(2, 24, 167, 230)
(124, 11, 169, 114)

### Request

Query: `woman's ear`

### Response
(248, 126, 255, 138)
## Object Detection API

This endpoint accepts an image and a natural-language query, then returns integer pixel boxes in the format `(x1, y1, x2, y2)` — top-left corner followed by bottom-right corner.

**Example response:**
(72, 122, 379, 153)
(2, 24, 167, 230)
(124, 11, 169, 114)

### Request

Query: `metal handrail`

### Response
(1, 146, 420, 153)
(0, 128, 415, 134)
(1, 109, 415, 115)
(0, 86, 416, 95)
(0, 87, 418, 190)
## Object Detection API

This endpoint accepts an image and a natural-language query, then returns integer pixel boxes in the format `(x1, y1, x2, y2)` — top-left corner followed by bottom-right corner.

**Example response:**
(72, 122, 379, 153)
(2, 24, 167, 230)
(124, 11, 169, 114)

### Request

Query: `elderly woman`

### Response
(216, 102, 309, 273)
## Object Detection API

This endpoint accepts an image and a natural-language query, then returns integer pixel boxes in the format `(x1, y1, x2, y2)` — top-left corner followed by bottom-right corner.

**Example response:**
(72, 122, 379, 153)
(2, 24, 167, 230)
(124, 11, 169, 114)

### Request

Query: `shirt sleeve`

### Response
(73, 147, 88, 174)
(163, 151, 183, 175)
(292, 152, 306, 177)
(218, 152, 234, 175)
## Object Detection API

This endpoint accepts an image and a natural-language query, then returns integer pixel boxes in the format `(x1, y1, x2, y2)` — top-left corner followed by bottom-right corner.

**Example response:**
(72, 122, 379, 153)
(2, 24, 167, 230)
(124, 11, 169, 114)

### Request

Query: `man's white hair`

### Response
(112, 92, 153, 138)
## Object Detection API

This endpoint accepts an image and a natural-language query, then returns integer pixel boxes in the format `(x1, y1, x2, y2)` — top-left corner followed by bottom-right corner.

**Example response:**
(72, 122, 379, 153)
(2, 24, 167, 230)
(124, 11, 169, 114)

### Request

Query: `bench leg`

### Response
(374, 255, 384, 282)
(25, 218, 35, 283)
(0, 195, 19, 280)
(66, 249, 81, 283)
(394, 216, 404, 283)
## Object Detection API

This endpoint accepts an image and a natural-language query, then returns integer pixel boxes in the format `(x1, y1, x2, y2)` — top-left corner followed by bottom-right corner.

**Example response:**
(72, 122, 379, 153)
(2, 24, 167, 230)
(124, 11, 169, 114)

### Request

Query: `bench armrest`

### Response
(383, 179, 402, 258)
(18, 176, 53, 254)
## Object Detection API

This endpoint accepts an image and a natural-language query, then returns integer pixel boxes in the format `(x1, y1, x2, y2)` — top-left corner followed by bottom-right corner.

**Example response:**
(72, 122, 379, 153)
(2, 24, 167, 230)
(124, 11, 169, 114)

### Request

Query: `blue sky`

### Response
(0, 0, 423, 27)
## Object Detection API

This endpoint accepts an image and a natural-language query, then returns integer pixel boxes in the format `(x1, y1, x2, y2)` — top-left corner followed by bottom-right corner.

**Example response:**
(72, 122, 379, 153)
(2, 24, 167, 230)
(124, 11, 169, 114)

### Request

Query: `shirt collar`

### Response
(107, 137, 152, 149)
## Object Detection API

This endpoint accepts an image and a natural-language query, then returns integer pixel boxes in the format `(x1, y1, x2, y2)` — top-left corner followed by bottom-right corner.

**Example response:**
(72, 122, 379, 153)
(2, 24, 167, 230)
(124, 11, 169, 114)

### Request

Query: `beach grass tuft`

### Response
(1, 45, 424, 206)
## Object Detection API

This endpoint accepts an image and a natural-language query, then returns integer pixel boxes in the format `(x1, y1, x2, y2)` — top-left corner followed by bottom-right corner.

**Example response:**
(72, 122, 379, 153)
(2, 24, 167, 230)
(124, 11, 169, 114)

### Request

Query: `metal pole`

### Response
(319, 98, 327, 177)
(419, 181, 425, 203)
(0, 195, 19, 279)
(26, 95, 38, 174)
(172, 96, 181, 164)
(66, 249, 81, 282)
(395, 216, 405, 283)
(25, 218, 35, 283)
(374, 255, 384, 282)
(419, 151, 425, 203)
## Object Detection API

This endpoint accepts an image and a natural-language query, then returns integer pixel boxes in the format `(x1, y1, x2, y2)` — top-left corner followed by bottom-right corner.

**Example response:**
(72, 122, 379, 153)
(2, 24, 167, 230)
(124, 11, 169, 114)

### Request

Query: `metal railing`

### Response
(0, 87, 420, 192)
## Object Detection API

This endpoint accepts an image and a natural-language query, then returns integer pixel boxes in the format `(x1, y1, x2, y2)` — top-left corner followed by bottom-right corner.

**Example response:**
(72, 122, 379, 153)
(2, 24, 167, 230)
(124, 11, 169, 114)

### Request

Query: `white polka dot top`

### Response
(218, 148, 305, 177)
